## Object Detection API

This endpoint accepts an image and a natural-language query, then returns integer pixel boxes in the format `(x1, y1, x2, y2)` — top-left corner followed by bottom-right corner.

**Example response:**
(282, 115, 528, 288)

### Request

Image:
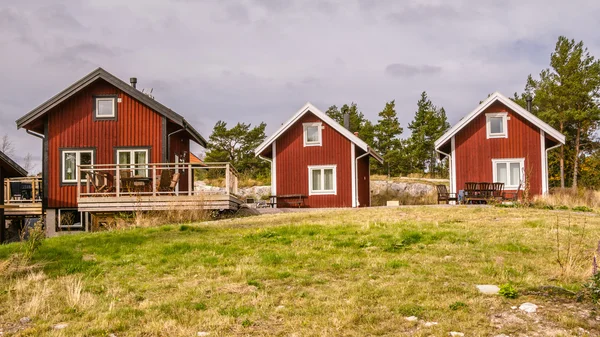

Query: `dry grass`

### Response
(1, 207, 600, 336)
(534, 188, 600, 210)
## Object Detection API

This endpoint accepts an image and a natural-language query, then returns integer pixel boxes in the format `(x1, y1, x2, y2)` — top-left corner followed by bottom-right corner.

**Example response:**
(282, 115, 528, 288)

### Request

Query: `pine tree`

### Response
(373, 100, 403, 176)
(325, 102, 375, 146)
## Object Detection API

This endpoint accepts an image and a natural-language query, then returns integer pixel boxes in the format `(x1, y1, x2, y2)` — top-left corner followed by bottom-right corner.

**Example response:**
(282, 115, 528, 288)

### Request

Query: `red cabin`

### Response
(255, 103, 382, 208)
(16, 68, 240, 234)
(434, 92, 566, 198)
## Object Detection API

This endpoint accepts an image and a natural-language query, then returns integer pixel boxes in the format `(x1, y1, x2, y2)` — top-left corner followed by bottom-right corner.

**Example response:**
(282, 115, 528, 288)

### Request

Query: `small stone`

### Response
(494, 335, 509, 337)
(511, 306, 517, 310)
(476, 284, 500, 295)
(449, 332, 465, 337)
(276, 305, 285, 311)
(109, 334, 117, 337)
(197, 332, 210, 337)
(19, 317, 31, 324)
(424, 321, 438, 327)
(405, 316, 418, 322)
(519, 302, 538, 313)
(53, 323, 69, 330)
(443, 256, 453, 260)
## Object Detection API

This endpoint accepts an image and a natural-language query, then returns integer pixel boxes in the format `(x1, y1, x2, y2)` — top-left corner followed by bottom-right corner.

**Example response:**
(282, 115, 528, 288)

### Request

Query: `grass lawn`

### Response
(1, 206, 600, 336)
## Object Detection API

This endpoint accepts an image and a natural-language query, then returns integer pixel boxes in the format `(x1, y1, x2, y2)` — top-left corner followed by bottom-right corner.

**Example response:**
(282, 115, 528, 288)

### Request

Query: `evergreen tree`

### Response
(325, 102, 374, 145)
(373, 100, 403, 176)
(518, 36, 600, 189)
(406, 92, 450, 177)
(205, 121, 269, 177)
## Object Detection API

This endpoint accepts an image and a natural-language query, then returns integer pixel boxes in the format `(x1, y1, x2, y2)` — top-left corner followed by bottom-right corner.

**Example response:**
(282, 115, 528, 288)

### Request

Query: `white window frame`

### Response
(486, 112, 508, 139)
(117, 148, 149, 177)
(308, 165, 336, 196)
(58, 209, 86, 228)
(303, 122, 322, 147)
(95, 97, 116, 118)
(62, 150, 94, 183)
(492, 158, 525, 189)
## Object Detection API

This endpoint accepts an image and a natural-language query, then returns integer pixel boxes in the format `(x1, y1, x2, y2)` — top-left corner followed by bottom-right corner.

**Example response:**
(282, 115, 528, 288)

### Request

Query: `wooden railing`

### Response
(77, 162, 239, 198)
(4, 177, 43, 204)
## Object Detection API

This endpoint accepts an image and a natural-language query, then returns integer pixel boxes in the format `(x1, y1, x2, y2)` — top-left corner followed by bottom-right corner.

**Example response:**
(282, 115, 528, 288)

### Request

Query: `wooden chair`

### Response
(120, 170, 133, 191)
(164, 172, 181, 195)
(157, 169, 173, 192)
(464, 182, 479, 204)
(436, 185, 457, 204)
(492, 182, 504, 201)
(503, 183, 521, 202)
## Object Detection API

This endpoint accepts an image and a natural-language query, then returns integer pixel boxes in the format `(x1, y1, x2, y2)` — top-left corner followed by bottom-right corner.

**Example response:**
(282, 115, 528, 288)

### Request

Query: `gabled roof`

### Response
(15, 67, 207, 147)
(434, 91, 566, 150)
(255, 102, 383, 163)
(0, 151, 27, 177)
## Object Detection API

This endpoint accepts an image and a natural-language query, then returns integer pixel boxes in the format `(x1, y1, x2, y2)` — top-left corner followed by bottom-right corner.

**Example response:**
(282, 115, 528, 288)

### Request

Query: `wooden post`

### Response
(225, 163, 230, 195)
(77, 166, 81, 200)
(152, 165, 157, 197)
(31, 177, 36, 202)
(0, 168, 5, 244)
(86, 174, 91, 195)
(187, 164, 192, 196)
(116, 167, 120, 198)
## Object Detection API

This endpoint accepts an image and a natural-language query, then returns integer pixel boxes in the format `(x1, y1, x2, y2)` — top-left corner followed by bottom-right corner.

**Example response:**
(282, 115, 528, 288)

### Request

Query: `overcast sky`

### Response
(1, 0, 599, 172)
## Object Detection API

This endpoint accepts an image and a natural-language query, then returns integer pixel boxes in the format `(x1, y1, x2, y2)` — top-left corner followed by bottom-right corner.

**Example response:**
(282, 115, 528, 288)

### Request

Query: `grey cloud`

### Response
(36, 4, 84, 31)
(387, 4, 465, 24)
(385, 64, 443, 78)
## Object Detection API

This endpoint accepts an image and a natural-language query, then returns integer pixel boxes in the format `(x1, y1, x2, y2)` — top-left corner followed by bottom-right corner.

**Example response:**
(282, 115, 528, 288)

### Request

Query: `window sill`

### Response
(487, 134, 507, 139)
(304, 142, 322, 147)
(309, 191, 336, 196)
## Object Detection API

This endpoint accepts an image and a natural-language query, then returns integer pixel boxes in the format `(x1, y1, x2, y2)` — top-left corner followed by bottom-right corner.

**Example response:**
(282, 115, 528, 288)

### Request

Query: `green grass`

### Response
(1, 206, 599, 336)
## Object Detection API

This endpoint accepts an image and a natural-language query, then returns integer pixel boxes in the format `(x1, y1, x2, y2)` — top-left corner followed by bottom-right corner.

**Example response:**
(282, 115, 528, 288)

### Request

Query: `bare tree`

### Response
(22, 153, 36, 175)
(0, 134, 15, 157)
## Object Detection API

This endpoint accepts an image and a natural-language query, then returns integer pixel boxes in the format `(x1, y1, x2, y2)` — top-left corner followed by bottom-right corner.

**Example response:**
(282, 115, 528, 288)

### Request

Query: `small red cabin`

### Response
(16, 68, 209, 232)
(0, 151, 28, 243)
(255, 103, 382, 208)
(434, 92, 565, 198)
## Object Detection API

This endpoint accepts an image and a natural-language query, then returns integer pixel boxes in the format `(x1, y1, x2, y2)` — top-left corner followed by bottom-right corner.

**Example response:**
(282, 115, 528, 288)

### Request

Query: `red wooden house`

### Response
(434, 92, 566, 198)
(16, 68, 240, 234)
(255, 103, 382, 208)
(0, 151, 28, 243)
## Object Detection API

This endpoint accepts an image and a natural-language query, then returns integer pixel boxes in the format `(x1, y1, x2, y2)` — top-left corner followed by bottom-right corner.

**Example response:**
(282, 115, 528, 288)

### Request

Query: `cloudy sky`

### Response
(1, 0, 599, 172)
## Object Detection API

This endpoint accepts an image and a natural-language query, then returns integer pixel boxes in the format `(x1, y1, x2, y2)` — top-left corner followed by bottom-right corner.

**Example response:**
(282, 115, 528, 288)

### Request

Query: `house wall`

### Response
(47, 79, 164, 208)
(275, 112, 353, 208)
(356, 149, 371, 207)
(0, 167, 4, 243)
(454, 101, 542, 195)
(167, 123, 191, 192)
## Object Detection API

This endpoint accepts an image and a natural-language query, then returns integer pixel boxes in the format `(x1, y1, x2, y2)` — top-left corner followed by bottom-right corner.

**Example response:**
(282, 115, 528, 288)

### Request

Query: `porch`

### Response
(76, 162, 243, 212)
(2, 177, 43, 216)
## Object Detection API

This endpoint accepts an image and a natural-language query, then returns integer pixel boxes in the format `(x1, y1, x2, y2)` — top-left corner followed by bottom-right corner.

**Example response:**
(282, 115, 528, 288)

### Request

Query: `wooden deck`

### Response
(77, 194, 242, 212)
(3, 177, 43, 216)
(1, 203, 43, 216)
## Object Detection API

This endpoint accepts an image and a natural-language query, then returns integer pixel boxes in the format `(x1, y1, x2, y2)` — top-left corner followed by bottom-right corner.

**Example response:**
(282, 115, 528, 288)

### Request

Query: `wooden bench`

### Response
(268, 194, 306, 208)
(464, 182, 505, 204)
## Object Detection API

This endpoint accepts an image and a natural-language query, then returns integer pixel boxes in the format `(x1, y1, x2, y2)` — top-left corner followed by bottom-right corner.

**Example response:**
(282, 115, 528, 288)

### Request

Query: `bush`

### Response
(499, 283, 519, 299)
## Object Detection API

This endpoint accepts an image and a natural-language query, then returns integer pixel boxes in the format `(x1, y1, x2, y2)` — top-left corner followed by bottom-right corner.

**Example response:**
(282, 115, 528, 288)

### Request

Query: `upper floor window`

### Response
(62, 149, 94, 183)
(303, 122, 322, 146)
(94, 95, 117, 120)
(486, 113, 508, 138)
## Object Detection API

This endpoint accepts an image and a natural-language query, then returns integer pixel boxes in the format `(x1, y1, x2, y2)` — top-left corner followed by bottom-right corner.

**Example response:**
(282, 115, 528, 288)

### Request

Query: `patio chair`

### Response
(463, 182, 478, 204)
(167, 172, 181, 195)
(436, 185, 457, 204)
(119, 169, 133, 191)
(492, 182, 504, 201)
(503, 183, 521, 202)
(157, 170, 173, 193)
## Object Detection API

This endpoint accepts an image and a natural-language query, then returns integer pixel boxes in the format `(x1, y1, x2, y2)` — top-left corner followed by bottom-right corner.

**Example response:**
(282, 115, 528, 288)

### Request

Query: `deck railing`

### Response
(4, 177, 43, 205)
(77, 162, 239, 199)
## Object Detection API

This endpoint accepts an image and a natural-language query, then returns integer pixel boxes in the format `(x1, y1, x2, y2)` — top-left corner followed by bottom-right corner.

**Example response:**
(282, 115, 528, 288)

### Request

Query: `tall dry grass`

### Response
(534, 188, 600, 209)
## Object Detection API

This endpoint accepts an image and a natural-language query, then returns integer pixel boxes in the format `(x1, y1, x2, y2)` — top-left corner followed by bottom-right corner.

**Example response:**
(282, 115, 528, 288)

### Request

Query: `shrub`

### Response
(499, 283, 519, 299)
(21, 219, 45, 261)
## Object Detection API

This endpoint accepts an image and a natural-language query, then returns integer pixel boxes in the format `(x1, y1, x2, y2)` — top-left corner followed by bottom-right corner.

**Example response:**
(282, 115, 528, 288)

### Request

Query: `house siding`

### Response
(356, 148, 371, 207)
(275, 112, 352, 208)
(454, 101, 542, 195)
(47, 79, 163, 208)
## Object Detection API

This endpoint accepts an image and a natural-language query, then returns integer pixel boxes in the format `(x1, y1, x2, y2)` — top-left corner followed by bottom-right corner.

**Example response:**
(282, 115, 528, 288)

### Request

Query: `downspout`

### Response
(354, 151, 370, 207)
(258, 154, 273, 194)
(435, 148, 452, 194)
(545, 142, 562, 193)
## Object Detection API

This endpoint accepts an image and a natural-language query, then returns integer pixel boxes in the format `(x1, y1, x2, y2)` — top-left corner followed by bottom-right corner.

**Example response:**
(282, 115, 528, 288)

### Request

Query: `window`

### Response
(486, 113, 508, 138)
(58, 209, 89, 228)
(62, 150, 94, 183)
(94, 96, 117, 119)
(308, 165, 336, 195)
(117, 148, 149, 177)
(492, 158, 524, 189)
(303, 122, 322, 146)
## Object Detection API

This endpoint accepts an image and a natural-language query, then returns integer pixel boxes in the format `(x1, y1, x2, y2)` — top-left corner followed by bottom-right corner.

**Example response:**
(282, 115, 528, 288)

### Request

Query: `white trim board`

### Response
(434, 92, 565, 150)
(255, 102, 383, 163)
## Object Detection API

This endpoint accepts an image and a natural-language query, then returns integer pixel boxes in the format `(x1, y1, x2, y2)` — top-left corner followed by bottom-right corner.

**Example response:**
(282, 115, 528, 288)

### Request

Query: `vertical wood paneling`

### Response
(275, 112, 352, 208)
(454, 102, 542, 195)
(356, 149, 371, 207)
(47, 79, 163, 208)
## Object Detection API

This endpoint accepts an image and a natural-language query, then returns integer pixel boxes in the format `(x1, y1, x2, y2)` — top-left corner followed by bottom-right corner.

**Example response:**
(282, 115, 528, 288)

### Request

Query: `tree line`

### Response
(205, 35, 600, 190)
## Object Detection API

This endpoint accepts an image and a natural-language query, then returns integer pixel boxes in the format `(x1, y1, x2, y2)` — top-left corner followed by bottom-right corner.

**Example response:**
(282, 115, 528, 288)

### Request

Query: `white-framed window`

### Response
(492, 158, 524, 189)
(62, 150, 94, 183)
(94, 96, 116, 119)
(117, 148, 149, 177)
(486, 112, 508, 139)
(58, 209, 88, 228)
(303, 122, 322, 147)
(308, 165, 336, 195)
